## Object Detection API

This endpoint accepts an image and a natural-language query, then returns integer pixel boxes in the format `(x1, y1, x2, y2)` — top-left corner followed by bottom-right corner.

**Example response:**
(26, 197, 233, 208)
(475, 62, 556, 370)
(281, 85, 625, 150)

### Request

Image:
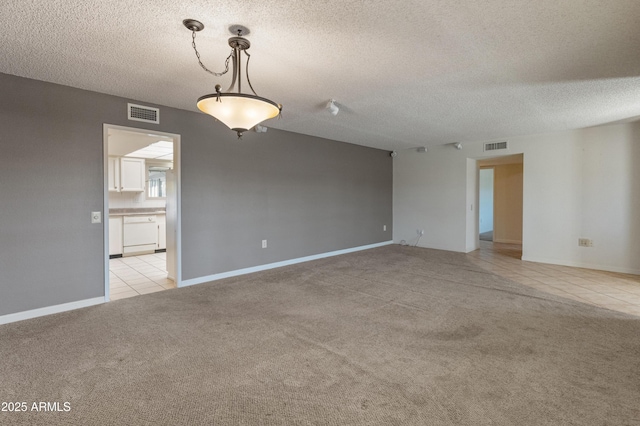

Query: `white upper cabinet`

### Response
(108, 157, 120, 192)
(109, 157, 145, 192)
(120, 158, 145, 192)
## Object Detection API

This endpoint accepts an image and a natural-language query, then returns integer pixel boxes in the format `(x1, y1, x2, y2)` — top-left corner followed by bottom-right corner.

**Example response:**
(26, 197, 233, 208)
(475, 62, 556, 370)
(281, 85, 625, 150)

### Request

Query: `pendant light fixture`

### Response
(183, 19, 282, 138)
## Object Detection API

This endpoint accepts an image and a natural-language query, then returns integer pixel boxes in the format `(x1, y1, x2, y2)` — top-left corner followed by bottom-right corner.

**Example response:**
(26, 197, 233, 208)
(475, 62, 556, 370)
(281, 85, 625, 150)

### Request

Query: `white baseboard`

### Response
(493, 238, 522, 244)
(521, 255, 640, 276)
(180, 241, 394, 288)
(0, 297, 105, 326)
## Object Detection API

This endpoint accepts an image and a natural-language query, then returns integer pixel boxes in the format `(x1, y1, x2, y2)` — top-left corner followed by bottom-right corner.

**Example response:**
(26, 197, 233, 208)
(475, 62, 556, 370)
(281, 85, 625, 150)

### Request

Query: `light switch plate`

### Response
(91, 211, 102, 224)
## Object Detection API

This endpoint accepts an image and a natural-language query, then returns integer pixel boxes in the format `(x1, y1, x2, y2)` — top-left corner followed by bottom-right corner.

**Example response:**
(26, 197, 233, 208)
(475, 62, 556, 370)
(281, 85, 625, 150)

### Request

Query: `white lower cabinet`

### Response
(108, 216, 123, 256)
(157, 214, 166, 250)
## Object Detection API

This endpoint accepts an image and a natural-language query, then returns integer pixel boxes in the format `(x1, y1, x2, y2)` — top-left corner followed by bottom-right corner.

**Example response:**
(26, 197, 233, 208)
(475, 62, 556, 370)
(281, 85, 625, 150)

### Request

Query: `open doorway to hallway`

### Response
(477, 154, 523, 258)
(103, 125, 181, 301)
(479, 168, 494, 242)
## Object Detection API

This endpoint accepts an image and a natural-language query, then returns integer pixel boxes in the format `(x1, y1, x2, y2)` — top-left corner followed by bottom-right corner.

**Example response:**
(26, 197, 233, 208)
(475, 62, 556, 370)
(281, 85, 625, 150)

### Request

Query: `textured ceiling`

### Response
(3, 0, 640, 150)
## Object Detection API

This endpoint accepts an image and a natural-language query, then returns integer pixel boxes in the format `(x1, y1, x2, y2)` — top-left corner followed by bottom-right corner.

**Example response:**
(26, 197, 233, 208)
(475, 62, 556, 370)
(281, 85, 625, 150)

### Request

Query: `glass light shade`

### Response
(197, 93, 280, 132)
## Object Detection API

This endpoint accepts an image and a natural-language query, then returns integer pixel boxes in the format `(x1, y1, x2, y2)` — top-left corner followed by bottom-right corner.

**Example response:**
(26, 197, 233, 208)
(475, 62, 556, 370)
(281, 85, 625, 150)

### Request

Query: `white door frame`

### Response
(102, 124, 182, 301)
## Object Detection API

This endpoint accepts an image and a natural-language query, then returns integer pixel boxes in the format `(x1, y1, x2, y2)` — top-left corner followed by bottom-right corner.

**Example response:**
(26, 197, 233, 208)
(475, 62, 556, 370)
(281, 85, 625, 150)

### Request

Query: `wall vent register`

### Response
(128, 103, 160, 124)
(484, 141, 508, 151)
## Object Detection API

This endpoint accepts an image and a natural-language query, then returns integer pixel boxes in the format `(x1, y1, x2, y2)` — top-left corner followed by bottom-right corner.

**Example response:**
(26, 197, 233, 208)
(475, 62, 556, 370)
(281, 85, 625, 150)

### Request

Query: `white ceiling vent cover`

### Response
(128, 103, 159, 124)
(484, 141, 508, 152)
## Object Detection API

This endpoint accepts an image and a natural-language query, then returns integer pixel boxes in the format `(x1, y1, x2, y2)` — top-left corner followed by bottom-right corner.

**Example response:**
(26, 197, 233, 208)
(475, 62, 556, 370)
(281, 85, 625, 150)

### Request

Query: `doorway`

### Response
(479, 168, 494, 241)
(103, 124, 181, 301)
(477, 154, 523, 258)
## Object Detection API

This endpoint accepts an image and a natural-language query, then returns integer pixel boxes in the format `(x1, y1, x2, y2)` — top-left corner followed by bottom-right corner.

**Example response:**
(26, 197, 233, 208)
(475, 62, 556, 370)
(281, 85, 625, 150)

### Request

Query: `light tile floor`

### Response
(109, 243, 640, 317)
(109, 252, 175, 300)
(467, 241, 640, 317)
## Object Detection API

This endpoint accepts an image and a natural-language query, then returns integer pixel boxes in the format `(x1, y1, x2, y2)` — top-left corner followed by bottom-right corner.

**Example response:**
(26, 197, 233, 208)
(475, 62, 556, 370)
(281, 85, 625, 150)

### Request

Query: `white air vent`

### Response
(128, 103, 159, 124)
(484, 141, 508, 152)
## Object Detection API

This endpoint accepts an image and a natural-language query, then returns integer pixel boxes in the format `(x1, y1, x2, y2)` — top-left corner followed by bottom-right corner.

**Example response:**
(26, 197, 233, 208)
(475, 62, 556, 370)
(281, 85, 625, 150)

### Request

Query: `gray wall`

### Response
(0, 72, 392, 316)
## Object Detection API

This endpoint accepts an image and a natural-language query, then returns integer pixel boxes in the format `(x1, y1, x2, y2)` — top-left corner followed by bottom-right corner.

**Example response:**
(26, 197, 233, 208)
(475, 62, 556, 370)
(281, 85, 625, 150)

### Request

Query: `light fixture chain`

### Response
(191, 31, 233, 77)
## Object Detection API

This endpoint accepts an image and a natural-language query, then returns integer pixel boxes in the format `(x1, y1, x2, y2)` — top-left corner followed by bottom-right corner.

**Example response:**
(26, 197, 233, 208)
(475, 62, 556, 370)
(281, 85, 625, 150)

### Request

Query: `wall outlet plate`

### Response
(262, 239, 267, 249)
(91, 211, 102, 224)
(578, 238, 593, 247)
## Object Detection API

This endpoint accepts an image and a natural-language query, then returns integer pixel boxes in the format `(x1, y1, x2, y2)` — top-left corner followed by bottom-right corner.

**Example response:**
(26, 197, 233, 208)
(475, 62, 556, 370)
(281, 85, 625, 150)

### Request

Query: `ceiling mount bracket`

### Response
(228, 36, 251, 50)
(228, 25, 250, 36)
(182, 19, 204, 32)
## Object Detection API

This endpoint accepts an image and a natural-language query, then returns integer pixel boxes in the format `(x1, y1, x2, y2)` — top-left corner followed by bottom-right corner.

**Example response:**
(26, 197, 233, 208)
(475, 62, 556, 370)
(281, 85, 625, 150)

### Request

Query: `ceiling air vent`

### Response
(128, 103, 159, 124)
(484, 141, 508, 152)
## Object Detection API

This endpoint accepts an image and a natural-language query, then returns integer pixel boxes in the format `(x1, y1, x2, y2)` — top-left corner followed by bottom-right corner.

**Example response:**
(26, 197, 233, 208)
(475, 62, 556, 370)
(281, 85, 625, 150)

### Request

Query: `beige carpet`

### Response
(1, 245, 639, 425)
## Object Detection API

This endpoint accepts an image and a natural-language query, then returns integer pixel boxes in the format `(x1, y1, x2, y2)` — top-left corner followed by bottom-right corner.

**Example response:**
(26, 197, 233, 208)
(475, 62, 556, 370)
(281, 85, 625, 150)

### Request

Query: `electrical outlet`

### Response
(578, 238, 593, 247)
(262, 239, 267, 249)
(417, 229, 424, 236)
(383, 225, 387, 231)
(91, 211, 102, 224)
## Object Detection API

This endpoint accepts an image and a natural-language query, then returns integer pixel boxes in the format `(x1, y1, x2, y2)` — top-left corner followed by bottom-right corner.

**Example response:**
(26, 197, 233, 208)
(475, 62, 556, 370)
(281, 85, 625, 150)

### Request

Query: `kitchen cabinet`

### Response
(108, 157, 145, 192)
(156, 214, 166, 250)
(108, 157, 120, 192)
(120, 158, 145, 192)
(108, 216, 123, 256)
